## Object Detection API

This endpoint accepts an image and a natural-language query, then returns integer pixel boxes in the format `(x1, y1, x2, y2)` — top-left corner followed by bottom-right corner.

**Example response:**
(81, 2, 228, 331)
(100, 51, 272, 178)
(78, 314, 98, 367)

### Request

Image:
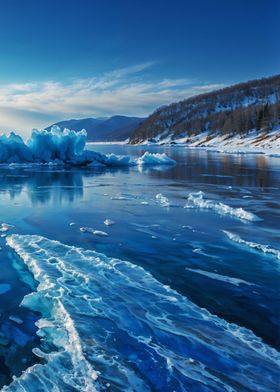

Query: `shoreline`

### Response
(86, 139, 280, 158)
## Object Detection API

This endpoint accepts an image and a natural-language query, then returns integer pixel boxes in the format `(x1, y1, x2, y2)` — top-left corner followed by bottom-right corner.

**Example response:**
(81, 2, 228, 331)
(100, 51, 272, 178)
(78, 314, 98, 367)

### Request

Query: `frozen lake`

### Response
(0, 145, 279, 391)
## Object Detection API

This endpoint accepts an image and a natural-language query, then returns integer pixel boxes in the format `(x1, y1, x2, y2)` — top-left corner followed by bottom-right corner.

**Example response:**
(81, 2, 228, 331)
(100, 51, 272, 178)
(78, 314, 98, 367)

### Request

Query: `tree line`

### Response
(130, 74, 280, 143)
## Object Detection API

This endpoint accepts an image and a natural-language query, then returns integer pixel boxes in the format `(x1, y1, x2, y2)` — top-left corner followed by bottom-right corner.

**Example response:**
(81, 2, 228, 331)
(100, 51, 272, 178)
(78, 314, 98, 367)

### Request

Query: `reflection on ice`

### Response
(0, 167, 85, 205)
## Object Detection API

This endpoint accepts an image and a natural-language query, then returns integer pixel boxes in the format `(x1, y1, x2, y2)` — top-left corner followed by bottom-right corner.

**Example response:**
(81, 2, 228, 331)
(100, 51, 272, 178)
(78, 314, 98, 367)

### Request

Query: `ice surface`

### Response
(0, 283, 11, 294)
(223, 230, 280, 260)
(5, 234, 280, 391)
(185, 191, 261, 222)
(8, 316, 23, 325)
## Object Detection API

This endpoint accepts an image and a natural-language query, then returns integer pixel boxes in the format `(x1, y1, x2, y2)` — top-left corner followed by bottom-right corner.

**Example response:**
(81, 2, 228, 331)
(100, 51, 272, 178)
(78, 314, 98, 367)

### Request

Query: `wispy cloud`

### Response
(0, 63, 225, 136)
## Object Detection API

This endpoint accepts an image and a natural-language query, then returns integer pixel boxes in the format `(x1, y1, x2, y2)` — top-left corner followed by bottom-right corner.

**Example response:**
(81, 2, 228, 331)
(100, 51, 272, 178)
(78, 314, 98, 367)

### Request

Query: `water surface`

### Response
(0, 146, 279, 391)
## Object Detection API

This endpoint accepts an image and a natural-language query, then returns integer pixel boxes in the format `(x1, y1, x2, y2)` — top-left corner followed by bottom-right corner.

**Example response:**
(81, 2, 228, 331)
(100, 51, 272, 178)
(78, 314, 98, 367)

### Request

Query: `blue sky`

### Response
(0, 0, 279, 136)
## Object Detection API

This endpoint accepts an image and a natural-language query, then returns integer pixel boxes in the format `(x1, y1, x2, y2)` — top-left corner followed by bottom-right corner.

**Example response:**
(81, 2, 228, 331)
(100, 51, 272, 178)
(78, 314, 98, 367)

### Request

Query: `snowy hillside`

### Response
(129, 74, 280, 150)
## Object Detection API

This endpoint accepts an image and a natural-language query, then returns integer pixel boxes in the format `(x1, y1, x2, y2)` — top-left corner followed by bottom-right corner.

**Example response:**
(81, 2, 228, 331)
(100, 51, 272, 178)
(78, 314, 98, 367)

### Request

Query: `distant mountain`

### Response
(47, 115, 145, 142)
(129, 75, 280, 145)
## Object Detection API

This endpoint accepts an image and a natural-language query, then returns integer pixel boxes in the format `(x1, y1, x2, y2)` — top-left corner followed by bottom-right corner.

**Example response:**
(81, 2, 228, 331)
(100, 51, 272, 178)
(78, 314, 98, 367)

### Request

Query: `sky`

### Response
(0, 0, 279, 136)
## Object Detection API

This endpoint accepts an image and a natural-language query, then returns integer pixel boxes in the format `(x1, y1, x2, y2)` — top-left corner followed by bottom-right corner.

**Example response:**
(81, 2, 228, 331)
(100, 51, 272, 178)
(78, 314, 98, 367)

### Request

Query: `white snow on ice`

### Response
(155, 193, 170, 207)
(104, 219, 115, 226)
(223, 230, 280, 260)
(184, 191, 261, 222)
(186, 268, 254, 287)
(80, 227, 108, 237)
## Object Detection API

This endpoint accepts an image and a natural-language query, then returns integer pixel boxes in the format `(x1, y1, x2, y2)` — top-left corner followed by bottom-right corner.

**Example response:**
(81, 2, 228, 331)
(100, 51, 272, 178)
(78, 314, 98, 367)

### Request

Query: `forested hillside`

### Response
(130, 75, 280, 144)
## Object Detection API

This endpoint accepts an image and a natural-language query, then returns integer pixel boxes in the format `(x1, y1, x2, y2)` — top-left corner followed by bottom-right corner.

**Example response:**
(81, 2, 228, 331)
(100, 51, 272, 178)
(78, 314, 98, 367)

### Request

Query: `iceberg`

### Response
(0, 133, 33, 163)
(185, 191, 262, 222)
(26, 126, 87, 162)
(0, 127, 176, 169)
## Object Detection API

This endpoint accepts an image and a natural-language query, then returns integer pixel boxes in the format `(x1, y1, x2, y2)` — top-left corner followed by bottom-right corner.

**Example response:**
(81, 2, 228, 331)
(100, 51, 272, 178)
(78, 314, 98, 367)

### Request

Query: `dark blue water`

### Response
(0, 146, 279, 391)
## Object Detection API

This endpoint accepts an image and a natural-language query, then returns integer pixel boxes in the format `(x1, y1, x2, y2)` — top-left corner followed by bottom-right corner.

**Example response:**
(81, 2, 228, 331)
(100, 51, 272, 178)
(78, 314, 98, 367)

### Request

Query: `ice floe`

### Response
(136, 152, 176, 166)
(155, 193, 170, 207)
(0, 223, 14, 232)
(103, 219, 115, 226)
(185, 191, 261, 222)
(80, 227, 108, 236)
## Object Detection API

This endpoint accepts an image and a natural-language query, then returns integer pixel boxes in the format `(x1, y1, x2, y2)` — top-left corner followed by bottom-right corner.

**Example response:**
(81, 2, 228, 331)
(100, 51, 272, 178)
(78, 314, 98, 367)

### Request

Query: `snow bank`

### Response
(185, 191, 261, 222)
(145, 127, 280, 157)
(0, 127, 176, 168)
